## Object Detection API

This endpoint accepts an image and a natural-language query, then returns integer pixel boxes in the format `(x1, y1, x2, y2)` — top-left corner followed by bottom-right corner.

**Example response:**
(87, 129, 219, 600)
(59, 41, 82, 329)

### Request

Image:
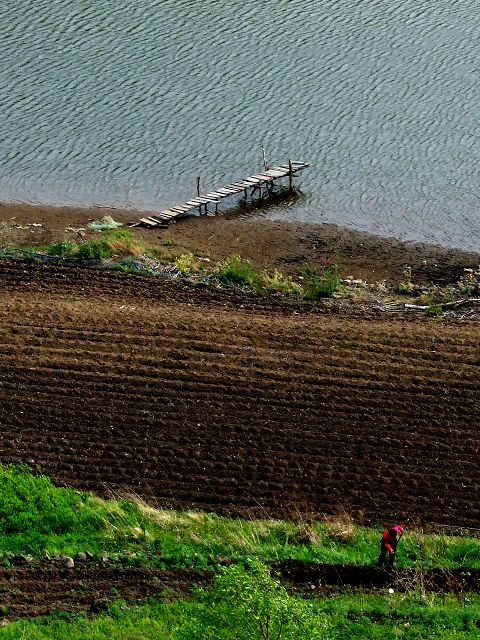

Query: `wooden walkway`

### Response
(133, 161, 310, 228)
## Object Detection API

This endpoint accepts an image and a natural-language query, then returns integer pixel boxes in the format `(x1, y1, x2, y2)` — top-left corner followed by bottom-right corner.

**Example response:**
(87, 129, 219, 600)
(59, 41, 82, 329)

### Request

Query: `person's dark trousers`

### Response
(378, 542, 397, 568)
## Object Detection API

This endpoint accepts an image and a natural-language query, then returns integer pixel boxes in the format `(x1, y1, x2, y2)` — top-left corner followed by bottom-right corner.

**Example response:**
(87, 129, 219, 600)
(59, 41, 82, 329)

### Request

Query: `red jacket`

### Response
(381, 526, 404, 553)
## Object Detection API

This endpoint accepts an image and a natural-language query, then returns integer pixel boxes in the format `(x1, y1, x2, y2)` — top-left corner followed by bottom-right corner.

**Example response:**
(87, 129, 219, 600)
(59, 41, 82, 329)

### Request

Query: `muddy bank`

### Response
(0, 201, 478, 286)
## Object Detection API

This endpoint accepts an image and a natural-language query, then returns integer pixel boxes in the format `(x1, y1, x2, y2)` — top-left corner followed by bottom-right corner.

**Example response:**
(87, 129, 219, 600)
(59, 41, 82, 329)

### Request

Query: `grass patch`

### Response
(2, 580, 480, 639)
(217, 254, 262, 289)
(217, 255, 302, 295)
(162, 236, 177, 246)
(42, 230, 146, 261)
(0, 465, 479, 571)
(300, 262, 340, 299)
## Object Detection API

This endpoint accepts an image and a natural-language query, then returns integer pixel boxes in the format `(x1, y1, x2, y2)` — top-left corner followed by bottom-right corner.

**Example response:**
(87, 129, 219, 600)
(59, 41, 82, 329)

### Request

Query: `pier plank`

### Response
(139, 217, 159, 227)
(204, 192, 225, 199)
(137, 160, 309, 227)
(216, 188, 237, 195)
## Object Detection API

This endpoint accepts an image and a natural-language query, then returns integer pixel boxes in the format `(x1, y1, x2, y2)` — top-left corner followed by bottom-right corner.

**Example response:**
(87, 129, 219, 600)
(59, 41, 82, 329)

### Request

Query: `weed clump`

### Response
(398, 265, 413, 294)
(217, 255, 303, 295)
(217, 254, 261, 289)
(46, 241, 76, 256)
(175, 252, 197, 274)
(457, 266, 480, 295)
(300, 262, 340, 299)
(76, 239, 111, 260)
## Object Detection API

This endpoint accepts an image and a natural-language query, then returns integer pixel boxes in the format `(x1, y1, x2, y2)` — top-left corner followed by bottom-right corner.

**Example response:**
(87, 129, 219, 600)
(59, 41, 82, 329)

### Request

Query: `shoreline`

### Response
(1, 200, 479, 286)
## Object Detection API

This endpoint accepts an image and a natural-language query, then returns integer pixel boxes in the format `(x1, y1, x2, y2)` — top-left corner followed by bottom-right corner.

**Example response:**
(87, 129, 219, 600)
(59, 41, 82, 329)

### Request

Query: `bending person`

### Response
(378, 525, 404, 568)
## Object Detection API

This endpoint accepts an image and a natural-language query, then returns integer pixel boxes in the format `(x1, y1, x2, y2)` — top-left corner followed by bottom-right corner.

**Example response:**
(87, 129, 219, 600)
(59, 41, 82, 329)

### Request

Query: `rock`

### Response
(100, 554, 109, 564)
(41, 551, 51, 562)
(63, 556, 75, 569)
(11, 555, 34, 566)
(75, 552, 87, 563)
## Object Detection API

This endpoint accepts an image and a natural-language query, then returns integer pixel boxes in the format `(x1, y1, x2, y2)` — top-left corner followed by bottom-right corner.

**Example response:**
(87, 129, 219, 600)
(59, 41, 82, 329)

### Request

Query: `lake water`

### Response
(1, 1, 480, 250)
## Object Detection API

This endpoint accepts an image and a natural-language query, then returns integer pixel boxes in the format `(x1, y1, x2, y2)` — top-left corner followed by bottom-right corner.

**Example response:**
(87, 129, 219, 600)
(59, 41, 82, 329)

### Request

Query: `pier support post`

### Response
(197, 177, 201, 215)
(262, 145, 267, 171)
(288, 159, 293, 192)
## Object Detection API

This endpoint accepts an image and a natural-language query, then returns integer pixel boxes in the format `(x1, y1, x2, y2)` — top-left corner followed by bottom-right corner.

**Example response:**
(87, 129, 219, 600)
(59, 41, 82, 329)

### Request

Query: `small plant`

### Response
(426, 305, 443, 316)
(175, 252, 196, 275)
(398, 266, 413, 294)
(162, 236, 176, 247)
(300, 262, 340, 299)
(76, 239, 111, 261)
(46, 241, 76, 257)
(457, 266, 480, 296)
(217, 255, 261, 290)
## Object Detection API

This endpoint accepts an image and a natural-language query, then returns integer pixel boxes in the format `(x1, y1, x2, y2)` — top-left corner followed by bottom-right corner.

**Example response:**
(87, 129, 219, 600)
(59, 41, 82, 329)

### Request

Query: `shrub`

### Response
(46, 241, 76, 257)
(217, 255, 261, 290)
(301, 262, 340, 299)
(398, 266, 413, 294)
(0, 465, 85, 536)
(175, 252, 196, 274)
(76, 239, 111, 260)
(172, 559, 324, 640)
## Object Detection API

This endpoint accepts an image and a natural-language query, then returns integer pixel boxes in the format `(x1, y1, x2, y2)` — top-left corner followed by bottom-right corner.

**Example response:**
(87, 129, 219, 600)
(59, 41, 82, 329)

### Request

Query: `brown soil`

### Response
(0, 259, 478, 528)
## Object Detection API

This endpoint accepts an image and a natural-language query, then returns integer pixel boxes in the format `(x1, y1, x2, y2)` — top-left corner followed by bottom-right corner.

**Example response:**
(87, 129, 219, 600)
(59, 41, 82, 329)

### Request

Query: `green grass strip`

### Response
(2, 590, 480, 639)
(0, 465, 479, 571)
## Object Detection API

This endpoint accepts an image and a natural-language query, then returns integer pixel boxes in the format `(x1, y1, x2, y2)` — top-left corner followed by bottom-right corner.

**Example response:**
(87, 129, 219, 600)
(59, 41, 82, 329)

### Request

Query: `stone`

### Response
(11, 555, 34, 566)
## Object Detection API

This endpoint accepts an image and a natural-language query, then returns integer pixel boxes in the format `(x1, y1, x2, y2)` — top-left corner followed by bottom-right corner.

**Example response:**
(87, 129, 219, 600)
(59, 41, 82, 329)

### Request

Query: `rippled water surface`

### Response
(1, 1, 480, 249)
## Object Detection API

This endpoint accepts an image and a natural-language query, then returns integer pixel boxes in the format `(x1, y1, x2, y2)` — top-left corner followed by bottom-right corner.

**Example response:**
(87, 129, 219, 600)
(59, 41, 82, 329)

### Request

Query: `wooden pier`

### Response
(133, 160, 310, 228)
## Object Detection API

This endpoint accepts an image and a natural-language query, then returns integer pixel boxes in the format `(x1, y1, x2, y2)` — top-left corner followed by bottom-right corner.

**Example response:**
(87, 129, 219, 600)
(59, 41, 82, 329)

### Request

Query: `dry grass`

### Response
(322, 509, 357, 543)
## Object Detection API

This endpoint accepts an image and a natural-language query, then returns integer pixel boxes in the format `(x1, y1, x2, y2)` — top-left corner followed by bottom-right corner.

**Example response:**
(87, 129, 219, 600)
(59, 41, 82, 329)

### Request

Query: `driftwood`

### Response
(440, 298, 480, 308)
(405, 298, 480, 312)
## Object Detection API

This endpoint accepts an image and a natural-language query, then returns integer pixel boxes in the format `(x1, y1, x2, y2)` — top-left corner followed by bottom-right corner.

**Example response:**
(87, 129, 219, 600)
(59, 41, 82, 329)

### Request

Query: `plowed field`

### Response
(0, 260, 479, 527)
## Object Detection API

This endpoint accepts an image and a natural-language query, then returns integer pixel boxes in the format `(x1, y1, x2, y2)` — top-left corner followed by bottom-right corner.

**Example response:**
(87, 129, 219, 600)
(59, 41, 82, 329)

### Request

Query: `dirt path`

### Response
(0, 260, 478, 528)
